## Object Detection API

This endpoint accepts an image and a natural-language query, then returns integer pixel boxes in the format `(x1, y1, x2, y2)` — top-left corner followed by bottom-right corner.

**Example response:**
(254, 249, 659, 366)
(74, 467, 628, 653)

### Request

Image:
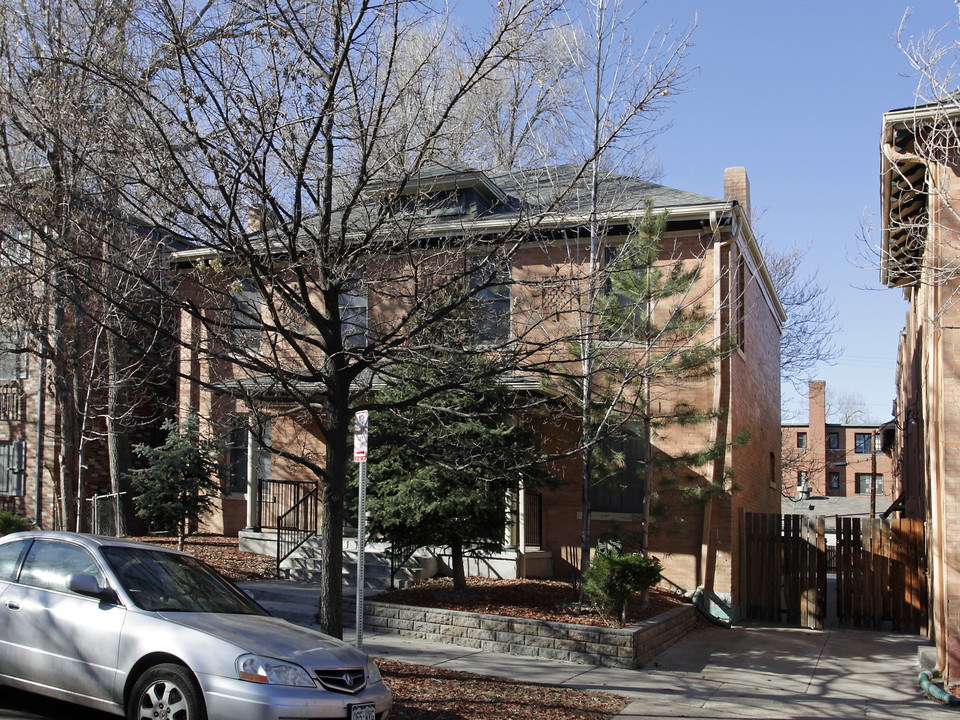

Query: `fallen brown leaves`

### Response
(375, 576, 684, 627)
(378, 659, 629, 720)
(126, 533, 276, 582)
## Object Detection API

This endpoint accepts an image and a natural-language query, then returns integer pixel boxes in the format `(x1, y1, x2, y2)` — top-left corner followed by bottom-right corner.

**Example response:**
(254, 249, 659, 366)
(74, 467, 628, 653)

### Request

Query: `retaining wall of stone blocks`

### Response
(363, 601, 699, 668)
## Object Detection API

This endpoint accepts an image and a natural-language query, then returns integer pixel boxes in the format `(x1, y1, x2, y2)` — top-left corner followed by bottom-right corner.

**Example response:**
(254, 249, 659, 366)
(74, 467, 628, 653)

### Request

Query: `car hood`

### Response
(156, 612, 367, 667)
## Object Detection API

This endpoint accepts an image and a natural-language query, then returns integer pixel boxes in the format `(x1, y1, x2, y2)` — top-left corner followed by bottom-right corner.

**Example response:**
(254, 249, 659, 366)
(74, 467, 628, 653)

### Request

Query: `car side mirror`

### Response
(67, 573, 117, 604)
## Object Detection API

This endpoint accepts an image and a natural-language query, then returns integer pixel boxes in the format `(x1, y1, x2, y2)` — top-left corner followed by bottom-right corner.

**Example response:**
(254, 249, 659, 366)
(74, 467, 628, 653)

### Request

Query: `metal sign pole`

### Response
(353, 411, 369, 650)
(355, 459, 367, 649)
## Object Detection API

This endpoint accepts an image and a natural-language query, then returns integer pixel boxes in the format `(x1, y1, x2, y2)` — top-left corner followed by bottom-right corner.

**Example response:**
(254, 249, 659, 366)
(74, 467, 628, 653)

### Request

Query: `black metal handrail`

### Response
(258, 479, 315, 530)
(276, 485, 318, 576)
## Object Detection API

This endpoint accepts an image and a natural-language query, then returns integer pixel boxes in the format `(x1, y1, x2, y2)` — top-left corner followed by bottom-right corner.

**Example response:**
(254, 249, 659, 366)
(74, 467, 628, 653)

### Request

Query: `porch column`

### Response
(245, 414, 260, 531)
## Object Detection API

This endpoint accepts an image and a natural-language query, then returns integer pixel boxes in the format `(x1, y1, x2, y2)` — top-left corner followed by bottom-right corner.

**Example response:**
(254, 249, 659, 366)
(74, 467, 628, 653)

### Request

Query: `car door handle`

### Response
(6, 600, 19, 610)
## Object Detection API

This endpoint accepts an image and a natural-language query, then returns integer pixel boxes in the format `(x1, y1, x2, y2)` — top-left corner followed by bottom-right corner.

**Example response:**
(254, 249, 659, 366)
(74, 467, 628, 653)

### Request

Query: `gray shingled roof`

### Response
(489, 163, 723, 215)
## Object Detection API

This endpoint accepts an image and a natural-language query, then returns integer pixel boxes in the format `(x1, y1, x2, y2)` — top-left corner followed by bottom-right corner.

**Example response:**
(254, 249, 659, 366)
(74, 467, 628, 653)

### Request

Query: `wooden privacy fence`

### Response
(835, 516, 927, 633)
(740, 510, 927, 633)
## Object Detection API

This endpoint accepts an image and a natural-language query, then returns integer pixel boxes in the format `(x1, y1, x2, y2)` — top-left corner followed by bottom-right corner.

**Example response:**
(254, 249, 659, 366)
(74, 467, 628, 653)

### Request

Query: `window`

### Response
(231, 280, 262, 353)
(854, 433, 875, 454)
(0, 539, 27, 582)
(828, 432, 839, 449)
(796, 432, 807, 449)
(828, 472, 840, 490)
(0, 223, 29, 267)
(338, 277, 367, 348)
(591, 431, 645, 513)
(468, 257, 511, 343)
(226, 423, 271, 494)
(19, 540, 105, 593)
(0, 441, 25, 496)
(855, 473, 884, 495)
(227, 427, 248, 494)
(0, 331, 27, 380)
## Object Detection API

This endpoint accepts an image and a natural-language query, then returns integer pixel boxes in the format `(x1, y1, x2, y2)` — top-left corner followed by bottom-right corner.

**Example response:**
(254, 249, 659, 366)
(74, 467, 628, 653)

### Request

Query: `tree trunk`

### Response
(107, 330, 130, 535)
(451, 540, 466, 592)
(52, 282, 76, 532)
(318, 393, 349, 639)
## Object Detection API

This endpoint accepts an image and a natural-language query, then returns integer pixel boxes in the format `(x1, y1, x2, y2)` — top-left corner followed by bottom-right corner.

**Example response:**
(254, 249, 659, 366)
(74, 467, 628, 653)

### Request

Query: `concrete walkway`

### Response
(351, 623, 952, 719)
(240, 581, 952, 719)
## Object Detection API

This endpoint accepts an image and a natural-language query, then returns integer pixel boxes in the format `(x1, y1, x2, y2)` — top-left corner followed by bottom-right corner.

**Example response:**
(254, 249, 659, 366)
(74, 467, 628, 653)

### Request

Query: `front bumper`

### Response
(199, 672, 392, 720)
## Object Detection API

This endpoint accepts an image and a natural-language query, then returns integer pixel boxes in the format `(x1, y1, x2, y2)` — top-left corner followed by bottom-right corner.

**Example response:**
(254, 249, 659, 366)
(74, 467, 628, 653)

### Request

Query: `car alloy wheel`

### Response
(128, 663, 205, 720)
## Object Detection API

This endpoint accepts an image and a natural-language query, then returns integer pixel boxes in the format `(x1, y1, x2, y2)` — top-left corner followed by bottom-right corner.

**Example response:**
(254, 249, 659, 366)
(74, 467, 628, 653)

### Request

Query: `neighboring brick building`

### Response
(880, 98, 960, 684)
(0, 214, 173, 532)
(178, 163, 784, 611)
(781, 380, 895, 507)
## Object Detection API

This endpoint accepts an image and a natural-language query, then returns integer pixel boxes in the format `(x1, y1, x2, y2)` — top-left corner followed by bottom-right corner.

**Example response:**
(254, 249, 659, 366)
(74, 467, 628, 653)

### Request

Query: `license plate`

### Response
(350, 703, 376, 720)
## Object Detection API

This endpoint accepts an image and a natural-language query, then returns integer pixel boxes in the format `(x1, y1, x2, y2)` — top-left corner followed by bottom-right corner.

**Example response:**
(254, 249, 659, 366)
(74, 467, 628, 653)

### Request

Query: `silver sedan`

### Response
(0, 531, 391, 720)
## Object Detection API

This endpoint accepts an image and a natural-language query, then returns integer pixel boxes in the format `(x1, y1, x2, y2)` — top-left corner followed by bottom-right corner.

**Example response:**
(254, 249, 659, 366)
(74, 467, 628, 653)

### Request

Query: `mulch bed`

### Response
(379, 659, 629, 720)
(374, 576, 685, 627)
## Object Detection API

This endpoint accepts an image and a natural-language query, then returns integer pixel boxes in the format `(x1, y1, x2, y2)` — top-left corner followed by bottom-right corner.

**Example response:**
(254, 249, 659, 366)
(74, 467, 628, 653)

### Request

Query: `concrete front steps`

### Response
(238, 530, 421, 593)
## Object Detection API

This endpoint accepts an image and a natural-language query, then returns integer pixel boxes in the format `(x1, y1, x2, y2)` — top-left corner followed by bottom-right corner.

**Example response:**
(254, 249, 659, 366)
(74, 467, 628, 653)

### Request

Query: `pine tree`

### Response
(365, 342, 555, 592)
(128, 415, 223, 551)
(570, 199, 743, 575)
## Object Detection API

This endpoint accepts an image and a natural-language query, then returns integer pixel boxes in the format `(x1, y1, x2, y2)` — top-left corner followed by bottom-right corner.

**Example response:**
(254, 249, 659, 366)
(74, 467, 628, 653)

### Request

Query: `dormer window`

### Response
(391, 188, 493, 219)
(373, 164, 506, 220)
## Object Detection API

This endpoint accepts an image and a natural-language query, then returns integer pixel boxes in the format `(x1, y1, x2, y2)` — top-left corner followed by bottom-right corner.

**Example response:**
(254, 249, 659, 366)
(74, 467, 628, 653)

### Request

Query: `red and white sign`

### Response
(353, 410, 369, 462)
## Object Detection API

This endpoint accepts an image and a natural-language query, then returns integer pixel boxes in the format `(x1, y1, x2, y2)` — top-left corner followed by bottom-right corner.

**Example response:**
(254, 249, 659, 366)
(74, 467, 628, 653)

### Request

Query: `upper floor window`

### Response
(600, 245, 647, 341)
(828, 432, 840, 449)
(231, 280, 262, 354)
(828, 471, 840, 491)
(855, 473, 883, 495)
(0, 332, 26, 380)
(0, 223, 29, 267)
(854, 432, 876, 454)
(796, 432, 807, 449)
(338, 278, 368, 349)
(468, 256, 511, 344)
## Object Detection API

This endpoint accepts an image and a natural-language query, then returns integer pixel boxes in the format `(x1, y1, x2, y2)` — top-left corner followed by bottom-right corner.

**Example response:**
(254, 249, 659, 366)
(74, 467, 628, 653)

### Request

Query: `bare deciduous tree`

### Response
(1, 0, 697, 639)
(761, 242, 841, 399)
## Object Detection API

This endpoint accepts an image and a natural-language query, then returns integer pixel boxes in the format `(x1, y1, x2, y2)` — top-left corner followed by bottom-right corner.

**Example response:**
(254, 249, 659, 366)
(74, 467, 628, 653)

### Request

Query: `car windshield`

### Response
(101, 546, 267, 615)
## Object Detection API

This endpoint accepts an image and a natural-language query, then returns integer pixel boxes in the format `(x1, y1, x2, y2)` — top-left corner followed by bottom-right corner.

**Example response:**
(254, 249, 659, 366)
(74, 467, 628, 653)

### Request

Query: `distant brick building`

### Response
(781, 380, 895, 507)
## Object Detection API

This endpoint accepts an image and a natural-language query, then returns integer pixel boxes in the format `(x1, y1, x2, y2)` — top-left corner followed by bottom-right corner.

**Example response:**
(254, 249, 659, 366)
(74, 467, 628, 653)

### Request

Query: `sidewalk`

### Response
(351, 623, 952, 719)
(241, 581, 952, 719)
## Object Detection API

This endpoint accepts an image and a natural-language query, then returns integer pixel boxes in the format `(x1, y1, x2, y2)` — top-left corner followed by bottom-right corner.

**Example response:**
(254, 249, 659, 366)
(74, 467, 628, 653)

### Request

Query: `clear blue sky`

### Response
(454, 1, 958, 423)
(642, 1, 957, 423)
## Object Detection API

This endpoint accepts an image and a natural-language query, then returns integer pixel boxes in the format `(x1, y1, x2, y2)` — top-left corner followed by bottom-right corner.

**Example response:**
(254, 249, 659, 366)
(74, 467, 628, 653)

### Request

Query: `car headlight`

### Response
(365, 655, 382, 684)
(237, 654, 315, 687)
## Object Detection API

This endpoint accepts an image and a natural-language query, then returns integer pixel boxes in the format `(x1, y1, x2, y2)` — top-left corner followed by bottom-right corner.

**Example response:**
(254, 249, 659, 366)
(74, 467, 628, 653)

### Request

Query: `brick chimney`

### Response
(724, 167, 751, 223)
(808, 380, 827, 494)
(246, 204, 277, 234)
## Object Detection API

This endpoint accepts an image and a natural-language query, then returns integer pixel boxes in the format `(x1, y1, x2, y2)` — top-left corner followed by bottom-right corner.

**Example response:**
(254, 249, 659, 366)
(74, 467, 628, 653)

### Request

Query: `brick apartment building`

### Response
(781, 380, 895, 508)
(880, 98, 960, 683)
(177, 163, 785, 609)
